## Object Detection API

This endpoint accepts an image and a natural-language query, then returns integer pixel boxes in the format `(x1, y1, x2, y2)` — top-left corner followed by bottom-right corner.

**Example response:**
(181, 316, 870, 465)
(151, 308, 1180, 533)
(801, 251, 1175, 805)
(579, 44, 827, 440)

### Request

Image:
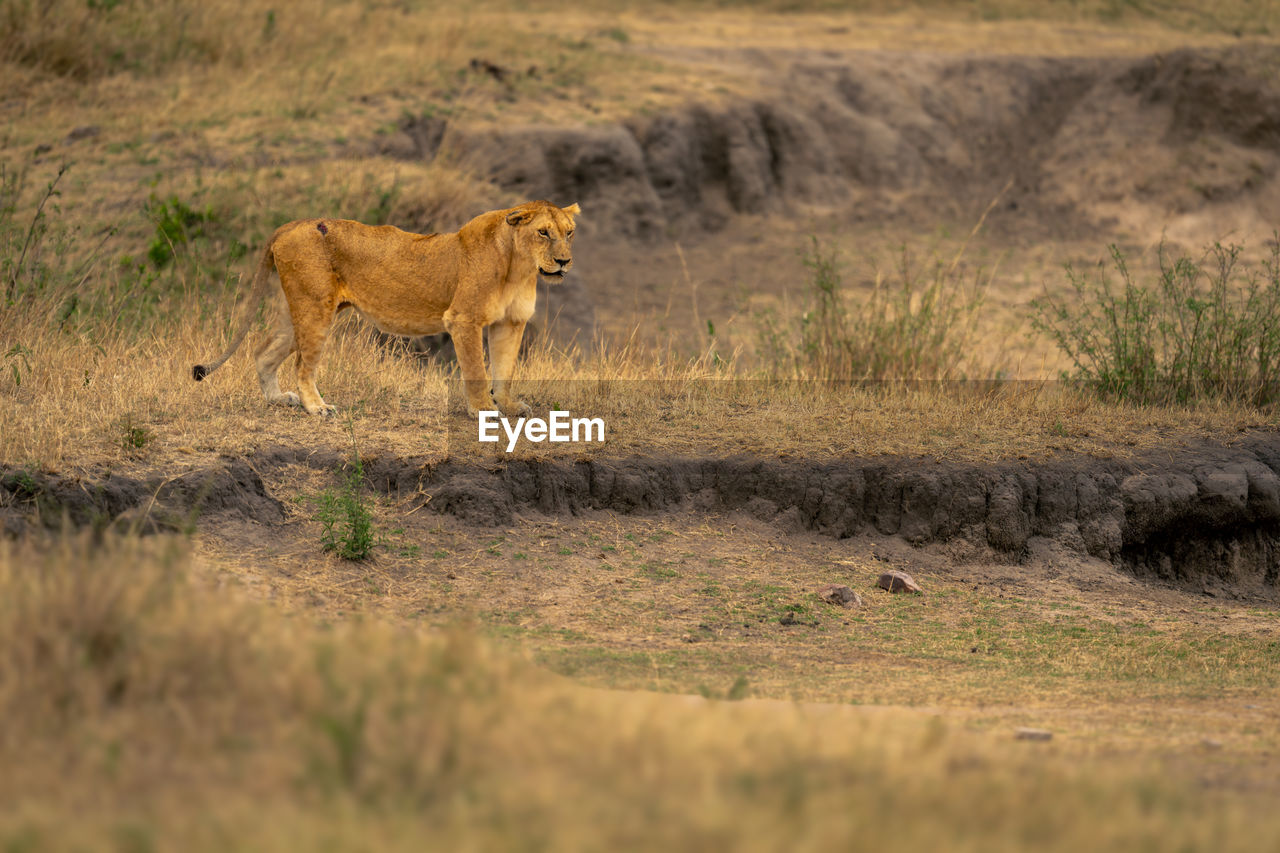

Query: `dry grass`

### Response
(3, 169, 1277, 474)
(4, 532, 1280, 851)
(3, 286, 1276, 473)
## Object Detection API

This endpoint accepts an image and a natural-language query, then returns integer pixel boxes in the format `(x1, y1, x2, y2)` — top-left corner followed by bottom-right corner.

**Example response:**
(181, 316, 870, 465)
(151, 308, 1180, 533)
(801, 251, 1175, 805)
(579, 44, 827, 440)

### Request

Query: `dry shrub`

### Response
(755, 237, 988, 381)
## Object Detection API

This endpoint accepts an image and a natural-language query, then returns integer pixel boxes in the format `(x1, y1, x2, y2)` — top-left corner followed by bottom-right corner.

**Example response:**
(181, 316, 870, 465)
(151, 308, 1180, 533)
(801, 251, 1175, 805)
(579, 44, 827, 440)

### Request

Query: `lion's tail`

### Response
(192, 239, 277, 382)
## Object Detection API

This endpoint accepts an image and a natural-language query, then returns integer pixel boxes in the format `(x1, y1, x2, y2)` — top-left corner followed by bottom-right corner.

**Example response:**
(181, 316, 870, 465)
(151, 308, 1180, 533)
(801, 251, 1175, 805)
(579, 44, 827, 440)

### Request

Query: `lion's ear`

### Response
(563, 202, 581, 216)
(506, 209, 533, 227)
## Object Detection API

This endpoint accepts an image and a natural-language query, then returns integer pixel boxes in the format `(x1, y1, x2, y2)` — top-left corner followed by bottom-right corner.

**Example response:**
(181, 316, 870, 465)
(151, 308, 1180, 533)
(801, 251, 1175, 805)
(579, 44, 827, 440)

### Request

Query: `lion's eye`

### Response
(537, 228, 550, 238)
(567, 230, 574, 238)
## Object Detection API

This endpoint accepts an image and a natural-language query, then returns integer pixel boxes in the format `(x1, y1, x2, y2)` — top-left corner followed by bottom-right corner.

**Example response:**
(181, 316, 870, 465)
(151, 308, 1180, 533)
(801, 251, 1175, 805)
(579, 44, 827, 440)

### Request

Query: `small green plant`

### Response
(6, 468, 40, 500)
(146, 194, 218, 269)
(312, 424, 377, 561)
(360, 175, 402, 226)
(314, 459, 375, 561)
(308, 644, 369, 791)
(118, 414, 153, 451)
(1032, 240, 1280, 405)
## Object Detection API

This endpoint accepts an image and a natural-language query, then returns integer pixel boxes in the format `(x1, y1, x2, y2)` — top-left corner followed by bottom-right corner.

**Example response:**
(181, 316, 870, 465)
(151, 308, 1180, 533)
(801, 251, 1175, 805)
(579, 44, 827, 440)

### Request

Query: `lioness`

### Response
(193, 200, 580, 417)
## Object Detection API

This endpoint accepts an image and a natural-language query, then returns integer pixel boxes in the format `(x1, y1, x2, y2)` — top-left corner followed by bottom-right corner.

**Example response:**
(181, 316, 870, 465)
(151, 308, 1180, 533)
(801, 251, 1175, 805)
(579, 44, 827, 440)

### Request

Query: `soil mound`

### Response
(0, 459, 284, 536)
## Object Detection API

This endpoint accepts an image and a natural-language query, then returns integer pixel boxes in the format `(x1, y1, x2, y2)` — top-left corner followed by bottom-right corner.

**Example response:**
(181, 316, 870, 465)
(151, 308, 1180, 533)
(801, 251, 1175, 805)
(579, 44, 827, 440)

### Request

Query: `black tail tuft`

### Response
(193, 364, 207, 382)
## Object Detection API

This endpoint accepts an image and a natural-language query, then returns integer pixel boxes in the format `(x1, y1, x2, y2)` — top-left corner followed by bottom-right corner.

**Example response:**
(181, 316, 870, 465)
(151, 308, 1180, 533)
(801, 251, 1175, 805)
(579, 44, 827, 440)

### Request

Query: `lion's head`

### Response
(505, 200, 580, 282)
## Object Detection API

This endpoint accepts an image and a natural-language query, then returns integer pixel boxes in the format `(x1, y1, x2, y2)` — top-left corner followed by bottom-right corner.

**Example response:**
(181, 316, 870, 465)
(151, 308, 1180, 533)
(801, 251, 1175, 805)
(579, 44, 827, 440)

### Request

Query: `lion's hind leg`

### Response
(288, 298, 339, 418)
(254, 299, 301, 408)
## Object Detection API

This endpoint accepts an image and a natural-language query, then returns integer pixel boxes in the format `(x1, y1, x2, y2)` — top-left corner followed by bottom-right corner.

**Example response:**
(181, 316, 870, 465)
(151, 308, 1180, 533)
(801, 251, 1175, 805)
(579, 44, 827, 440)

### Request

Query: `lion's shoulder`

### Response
(455, 209, 511, 252)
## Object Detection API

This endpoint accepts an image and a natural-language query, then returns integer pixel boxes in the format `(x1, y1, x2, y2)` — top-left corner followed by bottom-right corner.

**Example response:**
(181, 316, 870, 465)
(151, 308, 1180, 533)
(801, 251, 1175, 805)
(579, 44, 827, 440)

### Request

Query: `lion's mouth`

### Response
(539, 268, 567, 280)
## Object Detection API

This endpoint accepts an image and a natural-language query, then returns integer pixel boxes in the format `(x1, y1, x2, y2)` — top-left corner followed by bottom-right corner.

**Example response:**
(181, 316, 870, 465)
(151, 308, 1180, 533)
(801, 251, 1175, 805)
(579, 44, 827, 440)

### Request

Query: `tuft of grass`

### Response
(2, 162, 74, 306)
(1032, 240, 1280, 406)
(3, 343, 32, 388)
(0, 532, 522, 843)
(756, 237, 986, 380)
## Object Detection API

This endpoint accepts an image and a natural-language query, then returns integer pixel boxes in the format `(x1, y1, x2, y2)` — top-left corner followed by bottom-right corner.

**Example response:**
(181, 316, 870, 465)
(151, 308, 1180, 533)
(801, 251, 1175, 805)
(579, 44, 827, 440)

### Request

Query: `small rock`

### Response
(817, 584, 863, 608)
(65, 125, 100, 143)
(877, 571, 922, 594)
(1014, 727, 1053, 742)
(1201, 738, 1223, 750)
(469, 58, 512, 82)
(779, 612, 798, 626)
(33, 142, 52, 156)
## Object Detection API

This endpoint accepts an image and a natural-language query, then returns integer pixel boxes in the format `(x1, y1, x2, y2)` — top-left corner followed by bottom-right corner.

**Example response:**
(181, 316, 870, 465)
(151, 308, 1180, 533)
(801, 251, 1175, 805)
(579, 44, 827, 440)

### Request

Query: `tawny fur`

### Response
(193, 200, 580, 416)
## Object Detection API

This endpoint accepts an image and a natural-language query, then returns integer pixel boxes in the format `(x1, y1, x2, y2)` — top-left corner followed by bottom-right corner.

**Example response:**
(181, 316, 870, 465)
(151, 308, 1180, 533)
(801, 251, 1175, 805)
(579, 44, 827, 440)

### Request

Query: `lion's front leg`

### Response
(444, 314, 493, 417)
(488, 319, 530, 416)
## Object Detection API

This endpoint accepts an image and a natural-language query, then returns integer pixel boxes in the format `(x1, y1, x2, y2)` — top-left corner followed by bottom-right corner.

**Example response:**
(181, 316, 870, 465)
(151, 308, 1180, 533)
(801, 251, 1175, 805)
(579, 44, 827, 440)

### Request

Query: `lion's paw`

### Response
(495, 396, 532, 417)
(270, 392, 302, 407)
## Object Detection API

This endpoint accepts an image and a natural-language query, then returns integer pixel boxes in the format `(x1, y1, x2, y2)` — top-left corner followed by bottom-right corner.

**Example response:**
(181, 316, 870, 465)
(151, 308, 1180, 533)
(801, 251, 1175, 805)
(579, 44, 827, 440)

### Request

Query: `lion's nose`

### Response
(554, 258, 570, 268)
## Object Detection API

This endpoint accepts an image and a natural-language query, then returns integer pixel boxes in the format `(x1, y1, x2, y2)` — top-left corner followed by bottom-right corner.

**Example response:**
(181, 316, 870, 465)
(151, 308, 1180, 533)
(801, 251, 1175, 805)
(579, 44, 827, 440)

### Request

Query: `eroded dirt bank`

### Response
(389, 45, 1280, 244)
(6, 435, 1280, 600)
(379, 43, 1280, 353)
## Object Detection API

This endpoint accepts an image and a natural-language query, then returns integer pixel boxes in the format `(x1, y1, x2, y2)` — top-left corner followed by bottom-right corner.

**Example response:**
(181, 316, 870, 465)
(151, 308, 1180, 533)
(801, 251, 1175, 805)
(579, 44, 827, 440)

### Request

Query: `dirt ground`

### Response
(150, 447, 1278, 767)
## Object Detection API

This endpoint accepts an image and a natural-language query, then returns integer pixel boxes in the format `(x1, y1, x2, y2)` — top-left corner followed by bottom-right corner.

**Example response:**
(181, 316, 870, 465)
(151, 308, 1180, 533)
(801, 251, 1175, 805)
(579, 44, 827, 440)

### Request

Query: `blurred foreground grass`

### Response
(2, 532, 1278, 851)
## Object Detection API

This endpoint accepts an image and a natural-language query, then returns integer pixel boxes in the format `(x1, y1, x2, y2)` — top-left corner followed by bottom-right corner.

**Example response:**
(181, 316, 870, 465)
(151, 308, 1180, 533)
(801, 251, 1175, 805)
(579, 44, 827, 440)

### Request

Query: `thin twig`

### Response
(944, 176, 1013, 283)
(8, 162, 69, 302)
